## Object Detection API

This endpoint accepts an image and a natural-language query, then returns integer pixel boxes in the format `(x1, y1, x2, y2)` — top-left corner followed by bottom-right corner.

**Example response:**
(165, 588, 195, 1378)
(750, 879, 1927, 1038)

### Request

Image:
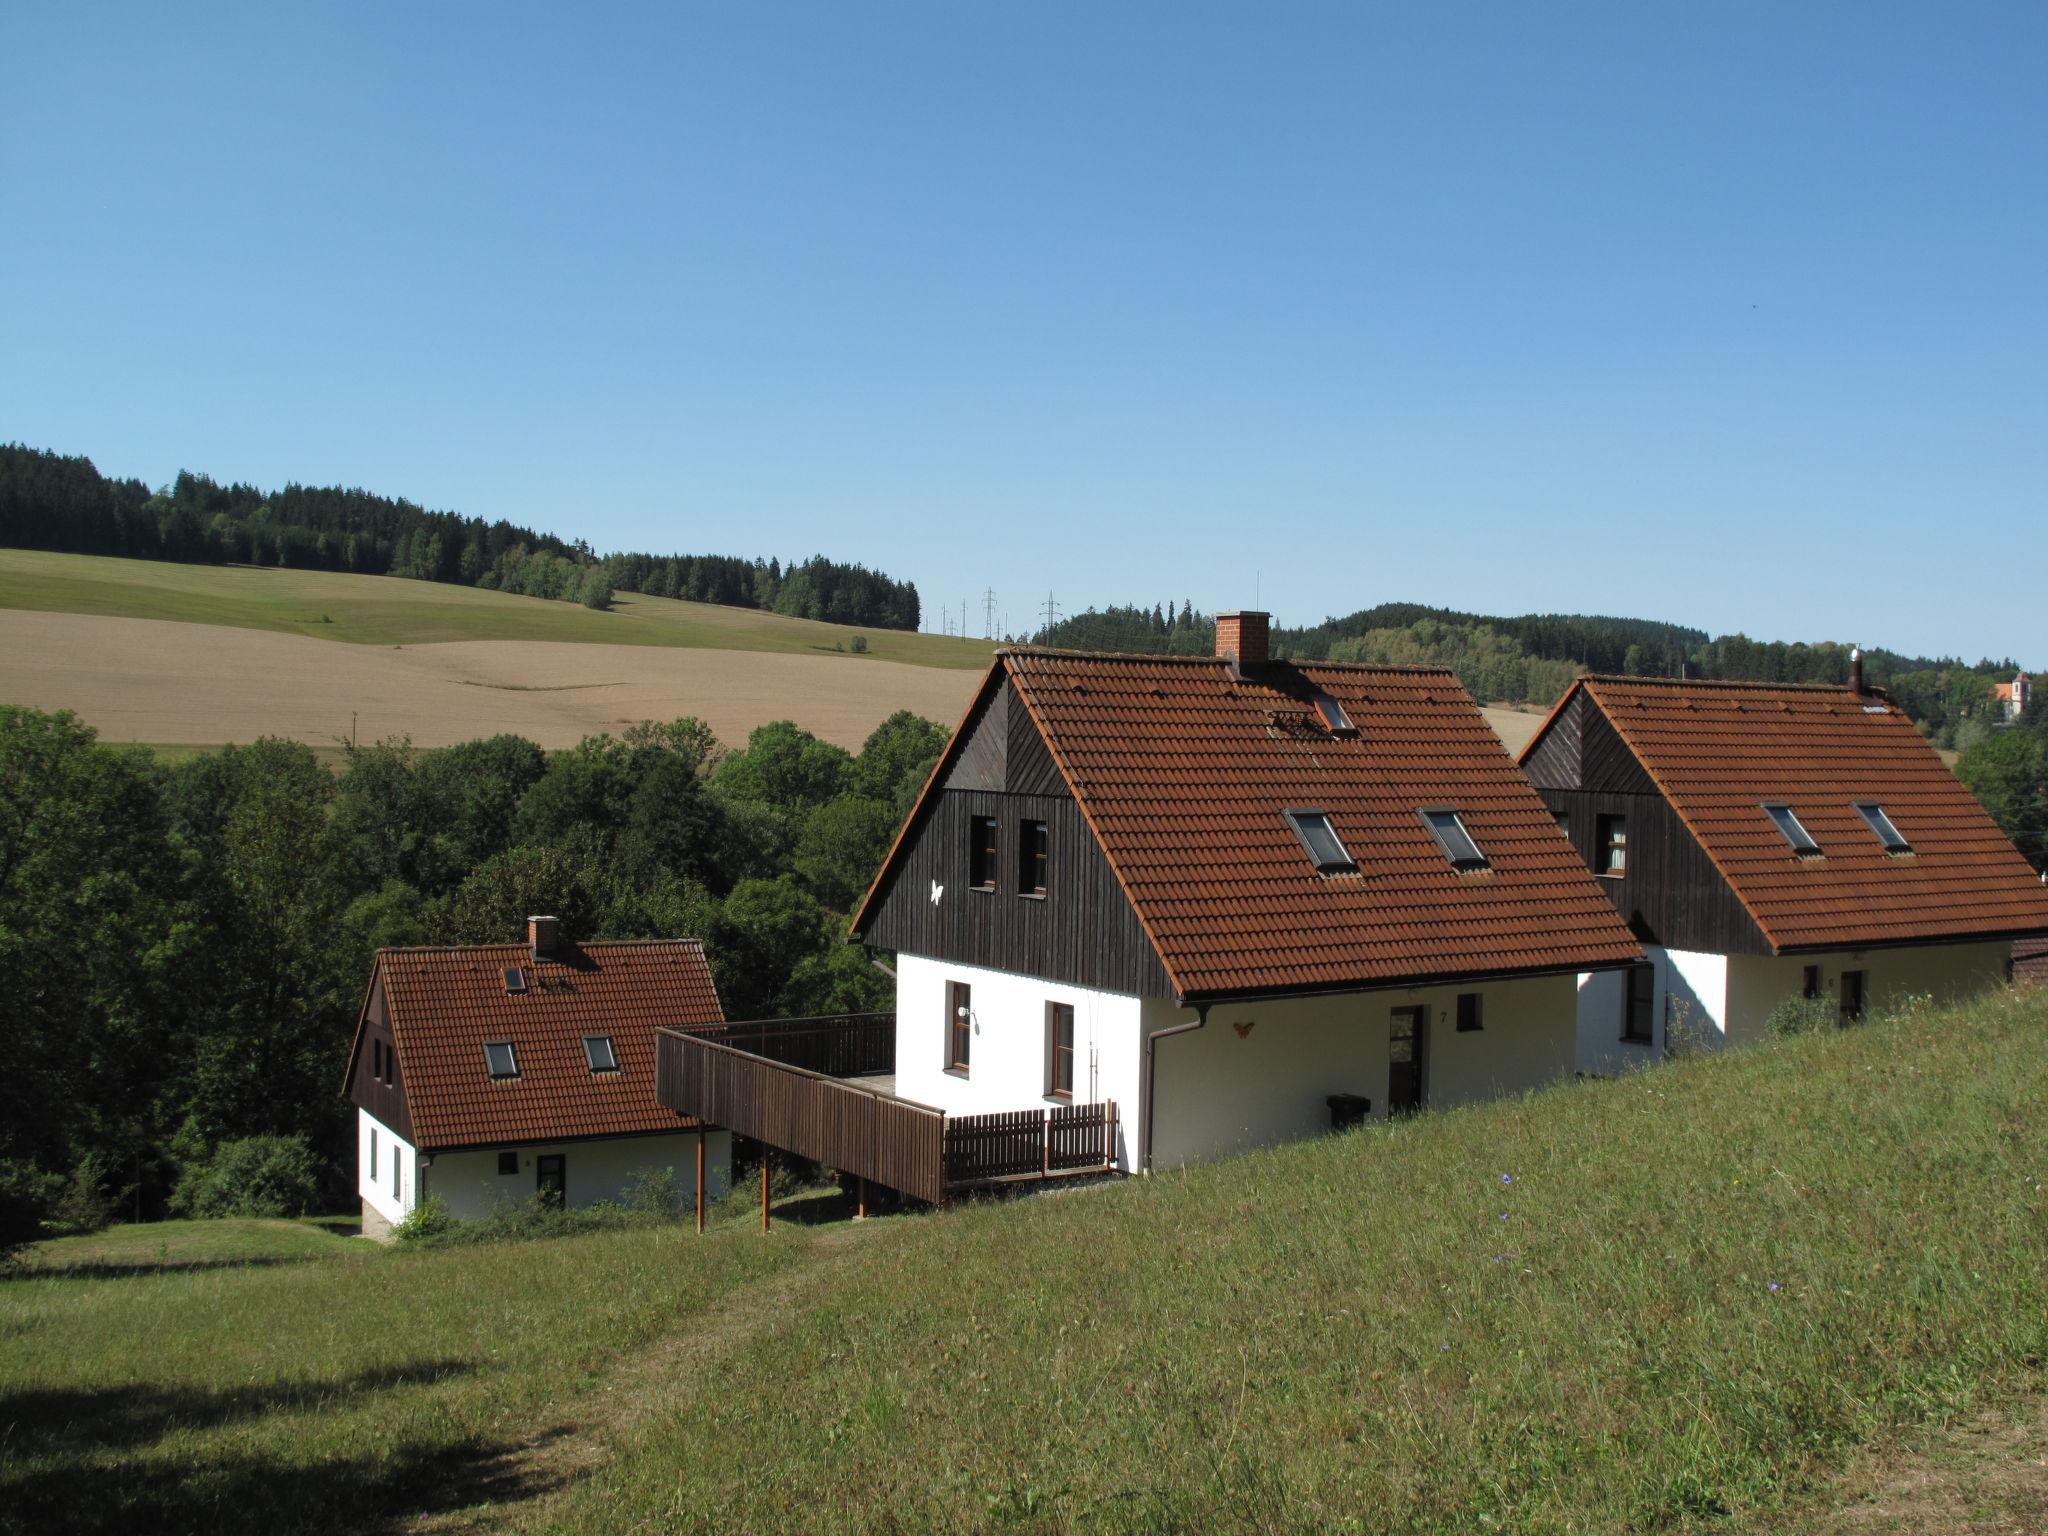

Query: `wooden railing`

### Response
(657, 1027, 947, 1204)
(943, 1102, 1119, 1188)
(656, 1021, 1120, 1207)
(689, 1013, 893, 1079)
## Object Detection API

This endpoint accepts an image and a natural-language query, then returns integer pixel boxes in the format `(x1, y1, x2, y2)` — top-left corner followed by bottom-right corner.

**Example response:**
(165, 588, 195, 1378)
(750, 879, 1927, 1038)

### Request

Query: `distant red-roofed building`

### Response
(1520, 668, 2048, 1072)
(1994, 673, 2031, 722)
(343, 918, 733, 1236)
(846, 613, 1643, 1172)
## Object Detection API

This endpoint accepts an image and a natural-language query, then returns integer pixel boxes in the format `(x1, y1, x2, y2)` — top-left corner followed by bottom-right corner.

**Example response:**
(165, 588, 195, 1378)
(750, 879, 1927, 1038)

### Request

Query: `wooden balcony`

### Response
(655, 1016, 1118, 1208)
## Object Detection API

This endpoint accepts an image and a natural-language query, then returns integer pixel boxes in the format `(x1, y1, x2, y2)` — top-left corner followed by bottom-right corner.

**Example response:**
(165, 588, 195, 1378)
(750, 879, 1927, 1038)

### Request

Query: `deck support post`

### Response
(761, 1150, 770, 1234)
(694, 1128, 705, 1235)
(856, 1176, 867, 1220)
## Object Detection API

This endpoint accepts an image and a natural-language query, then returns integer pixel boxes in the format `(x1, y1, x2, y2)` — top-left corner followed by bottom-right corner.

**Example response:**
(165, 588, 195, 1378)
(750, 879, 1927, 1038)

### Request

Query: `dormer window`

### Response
(1854, 802, 1911, 853)
(582, 1035, 619, 1073)
(1312, 693, 1358, 737)
(1286, 809, 1357, 874)
(1762, 804, 1821, 857)
(484, 1041, 520, 1080)
(1419, 809, 1489, 871)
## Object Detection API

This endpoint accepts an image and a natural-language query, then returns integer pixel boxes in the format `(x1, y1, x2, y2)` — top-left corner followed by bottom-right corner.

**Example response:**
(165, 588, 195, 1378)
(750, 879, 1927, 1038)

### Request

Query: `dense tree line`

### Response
(0, 705, 947, 1249)
(1958, 687, 2048, 872)
(1037, 597, 2027, 730)
(0, 443, 921, 629)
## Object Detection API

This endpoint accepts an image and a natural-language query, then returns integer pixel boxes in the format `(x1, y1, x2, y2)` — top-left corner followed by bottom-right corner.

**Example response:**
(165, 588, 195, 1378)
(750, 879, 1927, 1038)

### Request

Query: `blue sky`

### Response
(3, 2, 2042, 660)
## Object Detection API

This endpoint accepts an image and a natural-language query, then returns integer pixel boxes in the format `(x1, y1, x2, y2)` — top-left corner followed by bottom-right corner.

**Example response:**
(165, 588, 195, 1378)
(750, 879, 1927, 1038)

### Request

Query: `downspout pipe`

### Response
(1142, 1004, 1209, 1175)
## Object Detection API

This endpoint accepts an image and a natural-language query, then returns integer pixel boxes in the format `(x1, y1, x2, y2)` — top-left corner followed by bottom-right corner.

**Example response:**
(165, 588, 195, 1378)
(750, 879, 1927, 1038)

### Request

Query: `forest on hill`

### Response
(0, 443, 921, 630)
(1038, 599, 2027, 748)
(0, 703, 948, 1245)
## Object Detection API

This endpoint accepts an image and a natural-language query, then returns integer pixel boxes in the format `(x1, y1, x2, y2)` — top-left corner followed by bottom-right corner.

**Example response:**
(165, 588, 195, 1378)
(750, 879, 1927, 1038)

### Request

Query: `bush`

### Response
(393, 1193, 454, 1242)
(51, 1152, 124, 1234)
(622, 1164, 681, 1216)
(579, 573, 614, 610)
(1767, 994, 1842, 1038)
(0, 1159, 57, 1265)
(172, 1135, 322, 1218)
(848, 634, 868, 654)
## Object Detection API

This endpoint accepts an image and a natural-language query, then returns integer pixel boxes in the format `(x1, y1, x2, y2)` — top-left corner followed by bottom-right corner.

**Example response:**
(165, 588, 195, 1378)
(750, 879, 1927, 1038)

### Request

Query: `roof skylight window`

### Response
(1762, 804, 1822, 856)
(1854, 802, 1911, 853)
(582, 1035, 619, 1073)
(1419, 809, 1489, 871)
(502, 966, 527, 995)
(484, 1040, 520, 1080)
(1311, 693, 1358, 737)
(1286, 809, 1357, 874)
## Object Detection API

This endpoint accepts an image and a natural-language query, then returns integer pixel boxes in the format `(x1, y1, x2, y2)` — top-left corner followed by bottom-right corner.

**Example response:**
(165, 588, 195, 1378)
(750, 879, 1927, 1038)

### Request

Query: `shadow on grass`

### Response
(0, 1426, 573, 1536)
(0, 1362, 573, 1536)
(3, 1256, 315, 1283)
(0, 1360, 475, 1457)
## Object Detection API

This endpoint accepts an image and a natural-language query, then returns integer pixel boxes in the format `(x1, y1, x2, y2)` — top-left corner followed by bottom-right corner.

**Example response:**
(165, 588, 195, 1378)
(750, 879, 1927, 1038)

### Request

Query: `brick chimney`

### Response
(527, 915, 559, 959)
(1215, 610, 1269, 668)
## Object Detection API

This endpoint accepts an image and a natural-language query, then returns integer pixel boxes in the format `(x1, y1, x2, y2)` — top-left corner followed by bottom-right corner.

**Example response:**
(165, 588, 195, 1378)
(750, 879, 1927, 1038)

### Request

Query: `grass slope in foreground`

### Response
(0, 549, 995, 668)
(6, 990, 2046, 1535)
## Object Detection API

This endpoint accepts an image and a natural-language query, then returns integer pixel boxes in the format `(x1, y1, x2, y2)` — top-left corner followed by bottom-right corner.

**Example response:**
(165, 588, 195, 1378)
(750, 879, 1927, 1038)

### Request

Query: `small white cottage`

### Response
(343, 917, 733, 1236)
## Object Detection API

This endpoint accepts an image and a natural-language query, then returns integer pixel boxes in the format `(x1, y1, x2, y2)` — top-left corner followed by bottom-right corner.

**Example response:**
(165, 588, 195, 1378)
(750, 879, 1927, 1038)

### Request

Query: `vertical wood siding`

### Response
(347, 974, 414, 1140)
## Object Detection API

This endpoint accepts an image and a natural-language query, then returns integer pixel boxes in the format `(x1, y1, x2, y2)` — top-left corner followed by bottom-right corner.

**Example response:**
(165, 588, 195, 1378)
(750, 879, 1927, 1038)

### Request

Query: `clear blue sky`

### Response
(3, 2, 2042, 661)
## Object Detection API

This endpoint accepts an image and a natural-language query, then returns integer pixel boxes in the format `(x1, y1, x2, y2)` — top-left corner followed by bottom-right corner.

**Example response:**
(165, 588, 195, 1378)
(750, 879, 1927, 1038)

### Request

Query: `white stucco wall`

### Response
(1145, 974, 1579, 1169)
(896, 956, 1580, 1174)
(1574, 940, 2013, 1071)
(358, 1107, 418, 1225)
(894, 954, 1146, 1167)
(422, 1131, 734, 1222)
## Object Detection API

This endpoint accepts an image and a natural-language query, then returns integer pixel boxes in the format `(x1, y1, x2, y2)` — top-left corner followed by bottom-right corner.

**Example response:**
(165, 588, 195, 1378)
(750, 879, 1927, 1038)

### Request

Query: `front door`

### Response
(536, 1154, 566, 1205)
(1389, 1007, 1428, 1115)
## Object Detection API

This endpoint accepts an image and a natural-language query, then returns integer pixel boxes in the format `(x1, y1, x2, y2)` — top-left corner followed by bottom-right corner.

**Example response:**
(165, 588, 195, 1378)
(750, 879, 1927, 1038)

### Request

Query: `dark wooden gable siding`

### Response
(347, 970, 414, 1140)
(862, 675, 1173, 998)
(1531, 690, 1770, 956)
(1521, 690, 1585, 791)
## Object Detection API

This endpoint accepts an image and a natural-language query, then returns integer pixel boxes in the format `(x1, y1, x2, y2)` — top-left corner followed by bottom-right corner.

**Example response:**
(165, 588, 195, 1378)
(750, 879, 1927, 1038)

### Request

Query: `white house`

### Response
(1518, 667, 2048, 1073)
(343, 917, 733, 1237)
(844, 612, 1645, 1174)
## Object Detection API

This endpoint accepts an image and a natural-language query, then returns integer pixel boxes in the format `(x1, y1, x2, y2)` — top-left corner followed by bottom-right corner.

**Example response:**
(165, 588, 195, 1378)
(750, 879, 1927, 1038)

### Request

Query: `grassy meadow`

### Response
(0, 549, 996, 667)
(6, 988, 2046, 1534)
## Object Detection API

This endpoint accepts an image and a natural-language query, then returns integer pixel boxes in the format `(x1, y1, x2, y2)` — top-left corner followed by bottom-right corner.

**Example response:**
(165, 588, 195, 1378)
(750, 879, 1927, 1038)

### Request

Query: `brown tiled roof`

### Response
(862, 651, 1643, 999)
(358, 940, 725, 1150)
(1528, 677, 2048, 952)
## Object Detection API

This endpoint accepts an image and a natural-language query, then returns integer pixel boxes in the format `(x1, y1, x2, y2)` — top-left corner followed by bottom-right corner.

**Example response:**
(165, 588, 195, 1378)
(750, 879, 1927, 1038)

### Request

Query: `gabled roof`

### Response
(854, 651, 1643, 1000)
(1521, 676, 2048, 952)
(349, 939, 725, 1150)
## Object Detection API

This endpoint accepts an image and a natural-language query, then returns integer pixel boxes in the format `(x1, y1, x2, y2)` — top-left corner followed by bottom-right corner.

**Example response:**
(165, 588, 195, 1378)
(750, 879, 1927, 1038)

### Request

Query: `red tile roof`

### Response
(1526, 677, 2048, 952)
(862, 652, 1643, 999)
(354, 940, 725, 1150)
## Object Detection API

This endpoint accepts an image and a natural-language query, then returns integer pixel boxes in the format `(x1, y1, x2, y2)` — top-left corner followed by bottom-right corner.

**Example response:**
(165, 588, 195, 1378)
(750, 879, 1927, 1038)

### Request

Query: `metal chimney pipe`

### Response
(1848, 647, 1863, 695)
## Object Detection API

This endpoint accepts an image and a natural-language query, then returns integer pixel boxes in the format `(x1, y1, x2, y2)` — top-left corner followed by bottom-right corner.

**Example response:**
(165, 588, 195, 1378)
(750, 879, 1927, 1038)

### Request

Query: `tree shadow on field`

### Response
(0, 1362, 573, 1536)
(4, 1256, 312, 1282)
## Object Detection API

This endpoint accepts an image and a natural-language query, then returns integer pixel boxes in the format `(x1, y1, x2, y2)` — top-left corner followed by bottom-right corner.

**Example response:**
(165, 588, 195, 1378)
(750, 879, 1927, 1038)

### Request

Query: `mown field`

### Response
(5, 987, 2045, 1535)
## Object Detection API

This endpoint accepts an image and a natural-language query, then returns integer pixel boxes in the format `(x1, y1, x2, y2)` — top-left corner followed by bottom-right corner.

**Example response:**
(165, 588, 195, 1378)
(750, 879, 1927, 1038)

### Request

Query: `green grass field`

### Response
(6, 989, 2045, 1534)
(0, 549, 996, 668)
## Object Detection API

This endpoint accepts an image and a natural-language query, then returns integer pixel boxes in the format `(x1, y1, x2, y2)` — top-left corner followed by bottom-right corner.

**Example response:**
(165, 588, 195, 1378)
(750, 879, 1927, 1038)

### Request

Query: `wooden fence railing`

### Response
(656, 1026, 1119, 1206)
(689, 1013, 893, 1079)
(944, 1101, 1118, 1188)
(657, 1028, 947, 1204)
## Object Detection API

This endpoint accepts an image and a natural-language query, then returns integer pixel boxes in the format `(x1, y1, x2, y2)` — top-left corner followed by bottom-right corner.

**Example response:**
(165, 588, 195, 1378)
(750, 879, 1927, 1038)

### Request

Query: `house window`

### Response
(1840, 969, 1867, 1023)
(484, 1041, 520, 1080)
(1854, 802, 1911, 853)
(372, 1039, 383, 1081)
(392, 1152, 401, 1199)
(1622, 963, 1655, 1042)
(1286, 809, 1358, 874)
(1017, 819, 1049, 897)
(1046, 1002, 1075, 1098)
(968, 816, 998, 891)
(503, 966, 528, 995)
(369, 1127, 378, 1180)
(1801, 965, 1822, 1000)
(497, 1151, 519, 1176)
(1553, 810, 1570, 841)
(1312, 693, 1357, 736)
(1456, 993, 1483, 1032)
(1596, 815, 1627, 876)
(582, 1035, 619, 1073)
(947, 981, 972, 1073)
(1421, 809, 1489, 871)
(1762, 804, 1822, 856)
